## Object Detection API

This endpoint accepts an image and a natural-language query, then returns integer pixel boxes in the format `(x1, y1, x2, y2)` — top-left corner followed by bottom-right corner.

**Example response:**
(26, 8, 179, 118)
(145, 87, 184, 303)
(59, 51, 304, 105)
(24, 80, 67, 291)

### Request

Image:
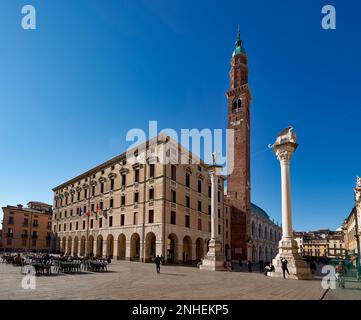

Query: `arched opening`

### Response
(73, 237, 79, 256)
(232, 99, 242, 113)
(61, 237, 66, 253)
(87, 235, 94, 256)
(96, 235, 103, 258)
(225, 244, 230, 260)
(251, 221, 255, 236)
(145, 232, 156, 262)
(106, 234, 114, 258)
(80, 236, 86, 256)
(130, 233, 140, 261)
(167, 233, 178, 263)
(67, 237, 72, 255)
(195, 238, 203, 260)
(182, 236, 192, 264)
(117, 234, 126, 260)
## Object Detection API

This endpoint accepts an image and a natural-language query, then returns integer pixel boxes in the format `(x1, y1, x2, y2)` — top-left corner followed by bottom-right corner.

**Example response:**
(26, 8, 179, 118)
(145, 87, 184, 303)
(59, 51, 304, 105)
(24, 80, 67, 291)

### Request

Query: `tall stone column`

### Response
(269, 127, 313, 280)
(200, 165, 226, 271)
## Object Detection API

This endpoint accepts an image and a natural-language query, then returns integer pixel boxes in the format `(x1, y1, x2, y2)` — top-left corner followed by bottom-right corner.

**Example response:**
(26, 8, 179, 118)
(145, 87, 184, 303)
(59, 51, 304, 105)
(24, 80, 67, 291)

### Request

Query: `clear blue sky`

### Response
(0, 0, 360, 231)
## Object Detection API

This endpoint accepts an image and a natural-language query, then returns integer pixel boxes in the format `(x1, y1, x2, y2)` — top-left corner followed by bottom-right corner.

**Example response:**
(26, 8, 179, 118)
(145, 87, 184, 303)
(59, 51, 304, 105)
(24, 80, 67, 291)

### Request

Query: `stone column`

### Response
(270, 127, 313, 280)
(200, 165, 225, 271)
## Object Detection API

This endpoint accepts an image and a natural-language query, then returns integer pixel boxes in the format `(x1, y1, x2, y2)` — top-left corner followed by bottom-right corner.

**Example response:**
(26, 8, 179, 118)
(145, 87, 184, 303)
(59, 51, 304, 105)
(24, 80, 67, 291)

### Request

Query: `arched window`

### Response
(264, 227, 268, 240)
(251, 221, 255, 236)
(258, 224, 262, 238)
(270, 229, 273, 241)
(232, 99, 242, 113)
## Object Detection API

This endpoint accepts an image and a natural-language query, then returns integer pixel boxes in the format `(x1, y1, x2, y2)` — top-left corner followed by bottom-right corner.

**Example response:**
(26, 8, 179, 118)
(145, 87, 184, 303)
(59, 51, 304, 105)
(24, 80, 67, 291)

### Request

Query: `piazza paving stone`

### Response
(0, 261, 328, 300)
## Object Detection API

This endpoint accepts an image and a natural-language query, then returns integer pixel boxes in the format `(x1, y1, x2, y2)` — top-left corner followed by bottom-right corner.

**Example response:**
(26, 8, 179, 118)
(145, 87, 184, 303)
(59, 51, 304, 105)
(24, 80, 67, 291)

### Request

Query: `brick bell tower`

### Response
(226, 29, 252, 262)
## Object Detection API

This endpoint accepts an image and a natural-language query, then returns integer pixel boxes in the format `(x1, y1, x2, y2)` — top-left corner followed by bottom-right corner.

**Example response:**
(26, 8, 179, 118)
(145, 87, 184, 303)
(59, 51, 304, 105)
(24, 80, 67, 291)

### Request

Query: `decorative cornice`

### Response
(108, 173, 117, 180)
(98, 177, 107, 183)
(119, 167, 129, 175)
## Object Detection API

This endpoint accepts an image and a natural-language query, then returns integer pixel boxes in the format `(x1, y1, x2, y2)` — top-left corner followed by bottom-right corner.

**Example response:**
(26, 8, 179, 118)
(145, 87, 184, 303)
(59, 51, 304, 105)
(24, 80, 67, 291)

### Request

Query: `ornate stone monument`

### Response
(269, 127, 313, 279)
(200, 154, 226, 271)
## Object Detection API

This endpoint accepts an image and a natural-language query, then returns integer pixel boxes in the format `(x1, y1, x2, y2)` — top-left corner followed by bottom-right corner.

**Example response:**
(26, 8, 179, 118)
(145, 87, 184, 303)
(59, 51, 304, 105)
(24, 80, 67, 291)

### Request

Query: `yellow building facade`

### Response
(1, 202, 53, 252)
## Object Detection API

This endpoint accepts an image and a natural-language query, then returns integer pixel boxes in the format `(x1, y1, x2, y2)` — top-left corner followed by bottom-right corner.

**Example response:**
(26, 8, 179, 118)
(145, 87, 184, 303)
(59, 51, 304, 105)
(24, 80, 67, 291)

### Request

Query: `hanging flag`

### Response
(103, 209, 108, 219)
(79, 207, 82, 216)
(95, 204, 100, 220)
(86, 210, 91, 217)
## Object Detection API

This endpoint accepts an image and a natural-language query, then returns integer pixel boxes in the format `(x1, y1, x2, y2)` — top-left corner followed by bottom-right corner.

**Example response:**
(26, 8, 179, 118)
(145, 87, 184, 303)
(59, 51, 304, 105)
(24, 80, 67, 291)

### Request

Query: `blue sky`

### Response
(0, 0, 360, 231)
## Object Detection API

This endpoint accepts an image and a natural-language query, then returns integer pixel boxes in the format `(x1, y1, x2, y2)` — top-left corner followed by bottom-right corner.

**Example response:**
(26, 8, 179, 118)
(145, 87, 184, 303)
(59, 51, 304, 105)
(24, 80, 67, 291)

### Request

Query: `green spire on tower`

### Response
(232, 26, 246, 57)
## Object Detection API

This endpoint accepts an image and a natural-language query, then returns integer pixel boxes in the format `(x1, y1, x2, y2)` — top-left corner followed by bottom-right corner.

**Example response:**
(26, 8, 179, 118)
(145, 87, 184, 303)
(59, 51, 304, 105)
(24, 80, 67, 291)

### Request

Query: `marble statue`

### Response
(269, 126, 296, 148)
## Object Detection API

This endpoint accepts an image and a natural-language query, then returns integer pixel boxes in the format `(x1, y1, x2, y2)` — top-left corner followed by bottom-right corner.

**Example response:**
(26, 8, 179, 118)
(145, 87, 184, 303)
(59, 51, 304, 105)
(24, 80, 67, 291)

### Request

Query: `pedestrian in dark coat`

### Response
(247, 260, 252, 272)
(281, 257, 290, 279)
(154, 255, 162, 273)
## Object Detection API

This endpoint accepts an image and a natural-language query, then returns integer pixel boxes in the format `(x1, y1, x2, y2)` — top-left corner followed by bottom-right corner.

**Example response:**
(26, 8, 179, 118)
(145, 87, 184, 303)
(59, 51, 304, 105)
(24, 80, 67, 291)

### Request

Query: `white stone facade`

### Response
(52, 136, 231, 264)
(250, 203, 281, 263)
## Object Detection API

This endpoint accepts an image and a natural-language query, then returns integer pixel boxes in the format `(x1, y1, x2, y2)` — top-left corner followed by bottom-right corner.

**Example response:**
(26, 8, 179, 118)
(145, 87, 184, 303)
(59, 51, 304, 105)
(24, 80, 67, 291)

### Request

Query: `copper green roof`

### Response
(232, 28, 246, 57)
(251, 203, 270, 220)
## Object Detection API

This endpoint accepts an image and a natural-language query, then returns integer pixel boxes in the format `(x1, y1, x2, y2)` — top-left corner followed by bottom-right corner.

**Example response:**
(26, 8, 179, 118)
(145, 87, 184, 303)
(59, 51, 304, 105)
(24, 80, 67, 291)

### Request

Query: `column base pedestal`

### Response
(271, 238, 313, 280)
(200, 239, 226, 271)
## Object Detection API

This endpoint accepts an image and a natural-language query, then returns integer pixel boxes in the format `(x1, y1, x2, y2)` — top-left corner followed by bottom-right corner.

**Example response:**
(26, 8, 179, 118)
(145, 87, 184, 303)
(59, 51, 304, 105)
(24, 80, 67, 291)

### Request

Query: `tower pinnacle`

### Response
(233, 27, 246, 57)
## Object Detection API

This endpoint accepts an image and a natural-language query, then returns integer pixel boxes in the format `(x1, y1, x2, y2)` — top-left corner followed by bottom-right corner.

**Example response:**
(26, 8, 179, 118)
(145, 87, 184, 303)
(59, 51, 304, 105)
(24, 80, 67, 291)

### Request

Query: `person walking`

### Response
(247, 260, 252, 272)
(154, 255, 162, 274)
(281, 257, 290, 279)
(239, 259, 243, 271)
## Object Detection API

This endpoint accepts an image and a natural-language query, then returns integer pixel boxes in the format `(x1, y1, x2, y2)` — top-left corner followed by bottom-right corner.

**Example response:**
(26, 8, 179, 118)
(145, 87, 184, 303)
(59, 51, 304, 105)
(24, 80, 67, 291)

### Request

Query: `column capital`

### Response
(273, 142, 298, 162)
(207, 165, 223, 177)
